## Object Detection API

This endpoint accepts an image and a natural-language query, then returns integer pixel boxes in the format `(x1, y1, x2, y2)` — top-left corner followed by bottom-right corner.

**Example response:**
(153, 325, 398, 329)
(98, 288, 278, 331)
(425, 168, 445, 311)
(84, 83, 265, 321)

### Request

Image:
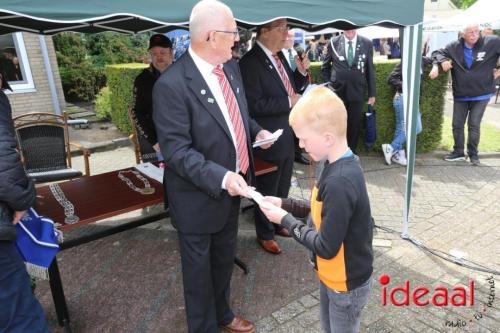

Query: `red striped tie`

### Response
(212, 65, 249, 174)
(272, 54, 295, 97)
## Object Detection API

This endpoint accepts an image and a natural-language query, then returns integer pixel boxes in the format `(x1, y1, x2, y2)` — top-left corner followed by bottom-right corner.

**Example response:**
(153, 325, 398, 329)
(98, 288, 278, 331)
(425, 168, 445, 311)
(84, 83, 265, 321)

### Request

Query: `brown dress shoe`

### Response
(256, 238, 281, 254)
(275, 227, 291, 238)
(220, 316, 255, 333)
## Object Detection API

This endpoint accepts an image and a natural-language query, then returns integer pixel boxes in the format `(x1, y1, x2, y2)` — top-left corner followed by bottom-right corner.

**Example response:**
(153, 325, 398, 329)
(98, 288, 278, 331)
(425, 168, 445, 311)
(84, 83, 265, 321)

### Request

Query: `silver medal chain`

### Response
(49, 183, 79, 224)
(118, 170, 151, 193)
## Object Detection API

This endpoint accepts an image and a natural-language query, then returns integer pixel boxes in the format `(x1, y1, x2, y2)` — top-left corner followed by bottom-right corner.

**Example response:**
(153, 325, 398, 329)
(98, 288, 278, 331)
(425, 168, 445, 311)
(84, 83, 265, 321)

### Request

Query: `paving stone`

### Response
(294, 305, 320, 328)
(298, 294, 319, 308)
(271, 301, 306, 324)
(255, 315, 279, 333)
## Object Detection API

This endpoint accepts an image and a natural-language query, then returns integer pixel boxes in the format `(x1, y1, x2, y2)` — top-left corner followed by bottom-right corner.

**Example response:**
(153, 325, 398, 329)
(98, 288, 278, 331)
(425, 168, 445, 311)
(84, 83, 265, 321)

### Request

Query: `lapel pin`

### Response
(207, 98, 214, 104)
(201, 89, 206, 95)
(237, 87, 240, 93)
(230, 74, 233, 80)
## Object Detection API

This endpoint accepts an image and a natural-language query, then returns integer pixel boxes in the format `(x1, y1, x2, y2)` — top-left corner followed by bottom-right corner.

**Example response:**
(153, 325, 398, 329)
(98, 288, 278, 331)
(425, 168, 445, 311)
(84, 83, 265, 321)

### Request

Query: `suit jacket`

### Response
(152, 52, 262, 234)
(239, 44, 308, 161)
(321, 34, 376, 102)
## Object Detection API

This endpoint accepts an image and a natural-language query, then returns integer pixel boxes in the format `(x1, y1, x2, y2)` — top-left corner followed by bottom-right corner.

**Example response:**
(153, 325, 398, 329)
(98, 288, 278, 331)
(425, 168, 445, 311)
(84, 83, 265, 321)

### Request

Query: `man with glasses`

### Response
(240, 19, 310, 255)
(321, 29, 376, 153)
(430, 23, 500, 165)
(153, 1, 272, 332)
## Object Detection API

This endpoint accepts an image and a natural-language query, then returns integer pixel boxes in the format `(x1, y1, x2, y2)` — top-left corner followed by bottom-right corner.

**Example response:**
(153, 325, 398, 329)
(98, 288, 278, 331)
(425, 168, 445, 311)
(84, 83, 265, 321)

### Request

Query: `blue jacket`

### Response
(0, 90, 36, 241)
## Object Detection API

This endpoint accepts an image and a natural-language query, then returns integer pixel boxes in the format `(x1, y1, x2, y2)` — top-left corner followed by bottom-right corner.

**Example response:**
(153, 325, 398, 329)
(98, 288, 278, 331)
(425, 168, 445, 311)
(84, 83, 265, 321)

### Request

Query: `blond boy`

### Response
(260, 86, 373, 333)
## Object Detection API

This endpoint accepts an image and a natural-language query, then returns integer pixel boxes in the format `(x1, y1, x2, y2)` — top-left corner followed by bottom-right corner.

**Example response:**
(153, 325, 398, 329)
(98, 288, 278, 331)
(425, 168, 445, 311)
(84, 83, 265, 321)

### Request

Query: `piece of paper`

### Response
(252, 129, 283, 148)
(247, 189, 275, 210)
(134, 162, 164, 184)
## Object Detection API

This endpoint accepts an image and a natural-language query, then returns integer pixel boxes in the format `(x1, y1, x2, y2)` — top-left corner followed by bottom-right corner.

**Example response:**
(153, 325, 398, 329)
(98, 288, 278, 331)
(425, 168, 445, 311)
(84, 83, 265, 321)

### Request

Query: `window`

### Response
(0, 33, 35, 93)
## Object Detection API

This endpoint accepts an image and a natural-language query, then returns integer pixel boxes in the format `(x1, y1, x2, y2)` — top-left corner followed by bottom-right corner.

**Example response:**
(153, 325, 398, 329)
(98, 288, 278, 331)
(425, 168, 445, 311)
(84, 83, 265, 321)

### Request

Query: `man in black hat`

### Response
(130, 34, 173, 157)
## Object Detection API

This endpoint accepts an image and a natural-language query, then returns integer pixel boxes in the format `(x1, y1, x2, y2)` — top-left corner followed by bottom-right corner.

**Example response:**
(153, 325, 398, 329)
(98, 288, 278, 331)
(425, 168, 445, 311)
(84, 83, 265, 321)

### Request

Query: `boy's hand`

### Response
(262, 196, 282, 208)
(260, 202, 287, 225)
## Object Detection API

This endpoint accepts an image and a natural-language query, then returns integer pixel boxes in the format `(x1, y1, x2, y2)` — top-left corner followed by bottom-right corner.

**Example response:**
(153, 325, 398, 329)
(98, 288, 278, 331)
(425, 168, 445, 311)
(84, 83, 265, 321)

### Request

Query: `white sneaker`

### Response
(391, 149, 407, 166)
(382, 144, 394, 165)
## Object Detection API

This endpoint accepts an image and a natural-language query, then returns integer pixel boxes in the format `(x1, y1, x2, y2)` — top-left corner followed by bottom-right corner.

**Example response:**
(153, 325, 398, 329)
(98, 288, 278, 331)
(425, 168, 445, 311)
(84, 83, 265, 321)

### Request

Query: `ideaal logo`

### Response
(378, 274, 496, 329)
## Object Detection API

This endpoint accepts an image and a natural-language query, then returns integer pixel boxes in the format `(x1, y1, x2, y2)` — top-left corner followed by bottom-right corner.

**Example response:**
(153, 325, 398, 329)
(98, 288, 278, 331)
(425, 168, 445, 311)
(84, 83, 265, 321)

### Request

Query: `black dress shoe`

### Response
(295, 153, 310, 165)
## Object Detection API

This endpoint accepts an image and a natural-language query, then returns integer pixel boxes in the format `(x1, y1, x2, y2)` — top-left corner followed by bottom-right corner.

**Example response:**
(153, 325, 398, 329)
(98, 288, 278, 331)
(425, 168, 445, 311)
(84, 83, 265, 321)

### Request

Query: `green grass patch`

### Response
(439, 115, 500, 152)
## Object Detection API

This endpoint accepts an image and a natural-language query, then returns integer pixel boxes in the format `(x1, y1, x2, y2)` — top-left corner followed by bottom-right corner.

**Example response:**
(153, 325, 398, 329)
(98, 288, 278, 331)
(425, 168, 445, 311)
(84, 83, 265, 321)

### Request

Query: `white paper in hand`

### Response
(247, 189, 275, 210)
(252, 129, 283, 148)
(134, 162, 163, 184)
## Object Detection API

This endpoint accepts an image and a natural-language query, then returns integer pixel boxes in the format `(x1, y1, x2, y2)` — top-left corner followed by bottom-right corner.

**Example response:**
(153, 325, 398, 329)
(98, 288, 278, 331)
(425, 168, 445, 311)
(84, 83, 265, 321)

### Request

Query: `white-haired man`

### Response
(153, 1, 272, 332)
(429, 23, 500, 165)
(430, 23, 500, 165)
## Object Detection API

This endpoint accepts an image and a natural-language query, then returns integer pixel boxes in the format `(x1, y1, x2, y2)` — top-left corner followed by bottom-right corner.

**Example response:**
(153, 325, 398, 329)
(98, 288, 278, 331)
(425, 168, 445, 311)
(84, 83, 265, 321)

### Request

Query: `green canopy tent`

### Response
(0, 0, 424, 239)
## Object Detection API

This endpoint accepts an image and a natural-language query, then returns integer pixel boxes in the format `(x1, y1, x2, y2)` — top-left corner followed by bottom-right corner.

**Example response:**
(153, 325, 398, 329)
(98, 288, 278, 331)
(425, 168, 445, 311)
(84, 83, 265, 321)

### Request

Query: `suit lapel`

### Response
(254, 44, 289, 96)
(184, 54, 233, 142)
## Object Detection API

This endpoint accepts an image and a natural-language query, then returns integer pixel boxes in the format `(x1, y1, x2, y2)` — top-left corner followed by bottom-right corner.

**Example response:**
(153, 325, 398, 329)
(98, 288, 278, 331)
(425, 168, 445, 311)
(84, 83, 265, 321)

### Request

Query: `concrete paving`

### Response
(32, 94, 499, 332)
(33, 146, 499, 333)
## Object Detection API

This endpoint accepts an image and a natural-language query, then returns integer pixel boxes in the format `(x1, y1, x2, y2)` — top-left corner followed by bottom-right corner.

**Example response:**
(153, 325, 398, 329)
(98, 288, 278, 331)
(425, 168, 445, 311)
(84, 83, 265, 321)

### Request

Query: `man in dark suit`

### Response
(322, 29, 376, 152)
(240, 19, 309, 255)
(152, 1, 272, 332)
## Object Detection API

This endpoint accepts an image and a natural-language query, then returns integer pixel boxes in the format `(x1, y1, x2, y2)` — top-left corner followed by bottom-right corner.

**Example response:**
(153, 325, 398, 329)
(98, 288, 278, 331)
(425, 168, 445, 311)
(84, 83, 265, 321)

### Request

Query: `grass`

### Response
(439, 115, 500, 152)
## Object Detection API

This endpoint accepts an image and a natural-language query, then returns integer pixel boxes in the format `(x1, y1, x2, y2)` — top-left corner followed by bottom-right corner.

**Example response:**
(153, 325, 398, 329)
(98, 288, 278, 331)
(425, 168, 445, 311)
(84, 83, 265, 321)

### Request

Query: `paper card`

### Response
(247, 189, 275, 210)
(252, 129, 283, 148)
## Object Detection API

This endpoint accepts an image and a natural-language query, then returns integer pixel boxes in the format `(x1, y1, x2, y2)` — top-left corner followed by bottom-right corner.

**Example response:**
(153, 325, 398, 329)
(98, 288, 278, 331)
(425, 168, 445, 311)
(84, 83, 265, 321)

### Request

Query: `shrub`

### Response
(95, 87, 112, 120)
(309, 61, 447, 153)
(105, 63, 148, 133)
(58, 64, 106, 102)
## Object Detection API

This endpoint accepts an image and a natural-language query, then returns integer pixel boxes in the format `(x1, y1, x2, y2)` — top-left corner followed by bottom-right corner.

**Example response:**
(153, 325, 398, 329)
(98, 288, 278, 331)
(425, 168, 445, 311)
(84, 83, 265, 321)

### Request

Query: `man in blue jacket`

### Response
(0, 72, 50, 332)
(430, 23, 500, 165)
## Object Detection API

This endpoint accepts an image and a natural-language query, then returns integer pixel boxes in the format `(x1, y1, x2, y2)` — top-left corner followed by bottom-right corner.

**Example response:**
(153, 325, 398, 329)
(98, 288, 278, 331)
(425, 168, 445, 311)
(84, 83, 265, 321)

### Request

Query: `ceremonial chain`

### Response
(118, 170, 155, 195)
(49, 183, 79, 224)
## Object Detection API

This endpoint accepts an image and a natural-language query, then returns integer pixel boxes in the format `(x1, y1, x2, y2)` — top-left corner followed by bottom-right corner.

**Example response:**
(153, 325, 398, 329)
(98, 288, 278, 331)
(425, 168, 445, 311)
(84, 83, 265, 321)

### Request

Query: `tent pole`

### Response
(401, 24, 423, 239)
(39, 35, 61, 115)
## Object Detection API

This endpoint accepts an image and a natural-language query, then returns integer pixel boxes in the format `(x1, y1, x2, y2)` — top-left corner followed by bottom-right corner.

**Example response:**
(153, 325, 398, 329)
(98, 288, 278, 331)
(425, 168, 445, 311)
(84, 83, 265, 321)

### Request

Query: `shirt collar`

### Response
(188, 47, 221, 77)
(344, 34, 357, 48)
(256, 40, 275, 58)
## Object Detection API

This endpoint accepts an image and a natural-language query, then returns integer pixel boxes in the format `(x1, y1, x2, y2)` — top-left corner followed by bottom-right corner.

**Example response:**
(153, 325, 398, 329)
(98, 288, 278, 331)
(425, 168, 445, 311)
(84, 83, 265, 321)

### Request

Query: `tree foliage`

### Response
(53, 32, 150, 102)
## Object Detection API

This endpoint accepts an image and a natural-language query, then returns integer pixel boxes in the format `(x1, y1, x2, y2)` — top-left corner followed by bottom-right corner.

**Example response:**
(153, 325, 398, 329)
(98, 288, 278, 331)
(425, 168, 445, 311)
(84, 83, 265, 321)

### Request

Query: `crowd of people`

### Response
(1, 0, 499, 332)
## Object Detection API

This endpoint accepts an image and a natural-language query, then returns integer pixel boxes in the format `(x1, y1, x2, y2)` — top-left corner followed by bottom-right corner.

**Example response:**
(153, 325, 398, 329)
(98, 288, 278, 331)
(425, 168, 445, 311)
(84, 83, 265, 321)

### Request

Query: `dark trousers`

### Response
(343, 100, 364, 153)
(0, 241, 50, 333)
(177, 198, 240, 333)
(254, 155, 294, 240)
(452, 99, 489, 158)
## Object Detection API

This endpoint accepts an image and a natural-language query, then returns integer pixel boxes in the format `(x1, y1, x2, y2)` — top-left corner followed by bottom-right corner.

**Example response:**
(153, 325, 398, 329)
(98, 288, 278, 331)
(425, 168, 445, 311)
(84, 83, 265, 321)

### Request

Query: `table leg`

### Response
(48, 258, 71, 328)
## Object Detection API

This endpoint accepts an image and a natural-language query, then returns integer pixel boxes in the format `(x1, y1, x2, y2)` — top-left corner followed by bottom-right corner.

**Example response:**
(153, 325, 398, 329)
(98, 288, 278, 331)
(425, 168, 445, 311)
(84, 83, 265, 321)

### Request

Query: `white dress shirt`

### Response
(256, 41, 292, 107)
(344, 34, 358, 60)
(188, 47, 241, 187)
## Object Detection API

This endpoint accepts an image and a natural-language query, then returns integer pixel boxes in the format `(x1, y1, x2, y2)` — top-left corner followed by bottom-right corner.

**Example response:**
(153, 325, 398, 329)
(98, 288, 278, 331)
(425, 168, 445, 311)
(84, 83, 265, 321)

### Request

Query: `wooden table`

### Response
(36, 160, 277, 331)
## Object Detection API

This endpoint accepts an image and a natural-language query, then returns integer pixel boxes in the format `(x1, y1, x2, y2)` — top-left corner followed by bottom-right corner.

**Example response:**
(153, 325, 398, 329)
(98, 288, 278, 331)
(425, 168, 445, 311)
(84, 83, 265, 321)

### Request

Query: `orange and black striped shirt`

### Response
(281, 155, 373, 291)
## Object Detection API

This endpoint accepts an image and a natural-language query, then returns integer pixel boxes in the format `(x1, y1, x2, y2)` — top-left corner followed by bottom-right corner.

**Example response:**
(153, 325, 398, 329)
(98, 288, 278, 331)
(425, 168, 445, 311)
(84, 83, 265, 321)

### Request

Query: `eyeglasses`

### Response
(206, 30, 239, 41)
(268, 25, 289, 32)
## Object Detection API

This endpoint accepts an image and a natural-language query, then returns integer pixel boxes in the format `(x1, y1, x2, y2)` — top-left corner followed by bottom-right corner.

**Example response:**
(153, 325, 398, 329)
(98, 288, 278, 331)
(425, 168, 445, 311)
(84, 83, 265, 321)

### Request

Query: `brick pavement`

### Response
(49, 147, 500, 332)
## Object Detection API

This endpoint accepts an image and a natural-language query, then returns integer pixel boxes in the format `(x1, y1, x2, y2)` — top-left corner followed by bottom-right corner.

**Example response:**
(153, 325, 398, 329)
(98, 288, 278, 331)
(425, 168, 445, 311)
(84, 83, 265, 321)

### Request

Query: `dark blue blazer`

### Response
(153, 52, 262, 234)
(239, 44, 308, 161)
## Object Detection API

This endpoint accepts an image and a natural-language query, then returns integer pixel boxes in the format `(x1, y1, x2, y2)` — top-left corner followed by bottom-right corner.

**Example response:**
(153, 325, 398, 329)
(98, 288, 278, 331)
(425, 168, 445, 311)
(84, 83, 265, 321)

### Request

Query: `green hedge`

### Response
(105, 63, 148, 133)
(309, 61, 447, 153)
(105, 61, 447, 153)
